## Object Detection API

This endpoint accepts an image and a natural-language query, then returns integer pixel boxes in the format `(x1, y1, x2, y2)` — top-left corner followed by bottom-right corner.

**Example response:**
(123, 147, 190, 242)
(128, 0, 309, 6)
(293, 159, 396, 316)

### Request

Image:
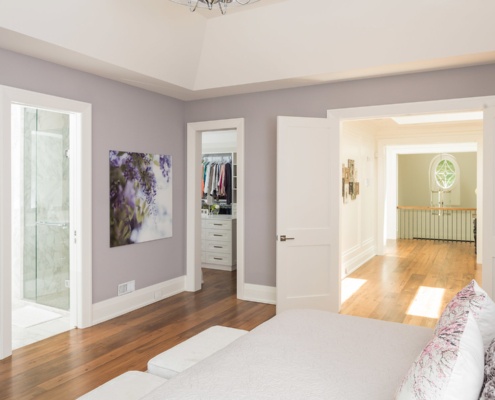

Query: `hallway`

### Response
(340, 239, 480, 328)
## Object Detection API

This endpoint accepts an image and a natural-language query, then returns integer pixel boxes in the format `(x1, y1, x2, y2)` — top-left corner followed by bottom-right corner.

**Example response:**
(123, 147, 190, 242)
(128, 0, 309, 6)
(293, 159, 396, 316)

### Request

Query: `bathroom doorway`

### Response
(11, 105, 72, 349)
(1, 85, 93, 360)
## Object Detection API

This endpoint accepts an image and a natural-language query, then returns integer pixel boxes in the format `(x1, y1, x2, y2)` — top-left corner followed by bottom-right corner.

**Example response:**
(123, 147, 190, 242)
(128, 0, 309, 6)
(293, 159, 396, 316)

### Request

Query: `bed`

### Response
(80, 280, 495, 399)
(142, 280, 495, 400)
(142, 309, 433, 399)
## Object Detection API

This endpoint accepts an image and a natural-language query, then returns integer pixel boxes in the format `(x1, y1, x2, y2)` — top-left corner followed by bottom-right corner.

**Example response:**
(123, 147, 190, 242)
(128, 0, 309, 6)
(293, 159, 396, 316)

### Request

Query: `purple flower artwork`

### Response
(109, 150, 172, 247)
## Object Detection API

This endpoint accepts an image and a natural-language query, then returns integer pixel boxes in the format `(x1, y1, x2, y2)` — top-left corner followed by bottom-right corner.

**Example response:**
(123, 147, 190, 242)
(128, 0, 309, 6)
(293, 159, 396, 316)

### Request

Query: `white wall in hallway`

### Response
(341, 121, 377, 276)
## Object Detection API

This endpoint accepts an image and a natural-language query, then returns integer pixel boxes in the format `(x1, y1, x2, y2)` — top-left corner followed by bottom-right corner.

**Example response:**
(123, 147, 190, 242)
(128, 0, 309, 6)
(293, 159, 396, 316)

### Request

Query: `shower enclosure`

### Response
(12, 105, 71, 311)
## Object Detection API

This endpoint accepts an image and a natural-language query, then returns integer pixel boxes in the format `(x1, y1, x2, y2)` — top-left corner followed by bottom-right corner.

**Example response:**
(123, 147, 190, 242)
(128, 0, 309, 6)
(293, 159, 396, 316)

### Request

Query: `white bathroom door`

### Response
(276, 116, 340, 314)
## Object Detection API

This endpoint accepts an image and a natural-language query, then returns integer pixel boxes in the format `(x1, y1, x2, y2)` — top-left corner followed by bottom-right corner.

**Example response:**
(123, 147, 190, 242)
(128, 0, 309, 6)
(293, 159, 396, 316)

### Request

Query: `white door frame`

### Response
(329, 95, 495, 299)
(0, 85, 92, 359)
(186, 118, 245, 299)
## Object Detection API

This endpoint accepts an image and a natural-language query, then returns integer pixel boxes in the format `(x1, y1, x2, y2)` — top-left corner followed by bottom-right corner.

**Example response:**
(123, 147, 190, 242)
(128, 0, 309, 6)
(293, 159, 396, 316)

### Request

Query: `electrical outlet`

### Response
(118, 280, 135, 296)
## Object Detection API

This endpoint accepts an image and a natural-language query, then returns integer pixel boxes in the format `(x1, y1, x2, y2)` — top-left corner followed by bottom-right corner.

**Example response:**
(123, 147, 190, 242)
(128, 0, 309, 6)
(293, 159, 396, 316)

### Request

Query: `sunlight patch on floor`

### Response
(341, 278, 367, 303)
(406, 286, 445, 319)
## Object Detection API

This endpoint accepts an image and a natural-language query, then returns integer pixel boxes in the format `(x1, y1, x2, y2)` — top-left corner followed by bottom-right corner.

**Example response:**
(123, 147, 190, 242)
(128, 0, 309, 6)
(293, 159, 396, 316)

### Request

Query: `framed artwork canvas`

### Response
(109, 150, 172, 247)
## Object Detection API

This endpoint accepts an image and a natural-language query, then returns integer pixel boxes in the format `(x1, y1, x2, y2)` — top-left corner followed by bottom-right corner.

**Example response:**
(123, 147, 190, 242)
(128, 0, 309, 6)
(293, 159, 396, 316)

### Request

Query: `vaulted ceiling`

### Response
(1, 0, 495, 100)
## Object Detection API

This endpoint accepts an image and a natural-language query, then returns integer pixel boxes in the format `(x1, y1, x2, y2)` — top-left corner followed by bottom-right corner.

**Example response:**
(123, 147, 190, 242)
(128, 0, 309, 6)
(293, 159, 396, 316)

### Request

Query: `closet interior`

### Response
(201, 131, 237, 271)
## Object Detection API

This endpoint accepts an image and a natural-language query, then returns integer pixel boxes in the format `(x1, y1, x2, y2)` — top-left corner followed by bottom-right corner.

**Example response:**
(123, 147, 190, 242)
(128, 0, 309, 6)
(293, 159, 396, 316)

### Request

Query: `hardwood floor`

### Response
(0, 240, 480, 399)
(340, 239, 480, 329)
(0, 269, 275, 400)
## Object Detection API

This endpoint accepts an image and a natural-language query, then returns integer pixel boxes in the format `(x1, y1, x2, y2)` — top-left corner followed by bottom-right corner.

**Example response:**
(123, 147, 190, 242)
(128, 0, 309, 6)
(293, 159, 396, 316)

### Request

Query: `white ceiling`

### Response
(2, 0, 495, 101)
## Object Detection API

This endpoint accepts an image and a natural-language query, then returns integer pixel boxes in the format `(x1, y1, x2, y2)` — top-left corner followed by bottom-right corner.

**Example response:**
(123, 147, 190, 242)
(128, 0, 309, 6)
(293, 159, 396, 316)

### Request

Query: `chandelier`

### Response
(169, 0, 259, 15)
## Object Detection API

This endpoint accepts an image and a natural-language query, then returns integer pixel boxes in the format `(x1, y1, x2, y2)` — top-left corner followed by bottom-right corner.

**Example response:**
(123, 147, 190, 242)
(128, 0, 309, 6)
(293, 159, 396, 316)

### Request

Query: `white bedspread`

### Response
(142, 309, 432, 400)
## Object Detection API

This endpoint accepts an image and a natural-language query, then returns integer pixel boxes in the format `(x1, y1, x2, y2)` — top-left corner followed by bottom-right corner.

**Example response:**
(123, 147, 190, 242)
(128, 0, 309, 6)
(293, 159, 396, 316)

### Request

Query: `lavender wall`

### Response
(185, 64, 495, 286)
(0, 48, 186, 303)
(3, 45, 495, 297)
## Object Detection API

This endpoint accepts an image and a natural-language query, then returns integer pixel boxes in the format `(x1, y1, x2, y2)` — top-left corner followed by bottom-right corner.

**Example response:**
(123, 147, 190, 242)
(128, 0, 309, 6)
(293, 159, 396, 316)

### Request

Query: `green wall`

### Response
(398, 152, 477, 207)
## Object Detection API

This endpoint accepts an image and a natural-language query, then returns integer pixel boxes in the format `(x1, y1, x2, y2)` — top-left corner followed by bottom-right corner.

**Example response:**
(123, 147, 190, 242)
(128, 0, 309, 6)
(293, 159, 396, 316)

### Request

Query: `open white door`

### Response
(276, 116, 340, 314)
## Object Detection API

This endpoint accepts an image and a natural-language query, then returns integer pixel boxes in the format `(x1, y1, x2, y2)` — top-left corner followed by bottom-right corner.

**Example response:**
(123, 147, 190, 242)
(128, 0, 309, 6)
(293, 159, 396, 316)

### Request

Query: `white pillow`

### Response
(480, 338, 495, 400)
(435, 280, 495, 351)
(396, 311, 484, 400)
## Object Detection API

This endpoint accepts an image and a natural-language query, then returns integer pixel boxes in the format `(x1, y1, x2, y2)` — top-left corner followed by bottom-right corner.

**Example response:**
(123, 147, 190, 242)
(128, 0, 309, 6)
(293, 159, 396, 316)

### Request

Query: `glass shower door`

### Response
(22, 107, 70, 311)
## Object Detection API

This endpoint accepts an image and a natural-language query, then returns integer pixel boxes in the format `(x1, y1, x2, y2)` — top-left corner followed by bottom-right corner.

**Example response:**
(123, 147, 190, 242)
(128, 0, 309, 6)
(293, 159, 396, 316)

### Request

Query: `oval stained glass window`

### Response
(435, 159, 456, 190)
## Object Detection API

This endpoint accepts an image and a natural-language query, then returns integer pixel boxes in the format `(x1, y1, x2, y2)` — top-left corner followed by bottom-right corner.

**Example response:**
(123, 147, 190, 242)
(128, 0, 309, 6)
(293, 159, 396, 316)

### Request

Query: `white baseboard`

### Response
(343, 244, 376, 277)
(243, 283, 276, 305)
(91, 277, 275, 326)
(92, 276, 186, 326)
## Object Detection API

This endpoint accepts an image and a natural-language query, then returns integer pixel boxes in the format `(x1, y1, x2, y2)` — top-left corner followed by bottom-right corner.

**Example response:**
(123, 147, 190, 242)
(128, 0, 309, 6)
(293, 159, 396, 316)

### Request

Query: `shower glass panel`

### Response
(22, 107, 70, 310)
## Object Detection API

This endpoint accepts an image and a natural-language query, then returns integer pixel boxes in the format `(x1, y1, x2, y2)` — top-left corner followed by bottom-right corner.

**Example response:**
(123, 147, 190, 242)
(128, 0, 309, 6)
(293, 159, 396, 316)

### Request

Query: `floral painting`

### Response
(109, 150, 172, 247)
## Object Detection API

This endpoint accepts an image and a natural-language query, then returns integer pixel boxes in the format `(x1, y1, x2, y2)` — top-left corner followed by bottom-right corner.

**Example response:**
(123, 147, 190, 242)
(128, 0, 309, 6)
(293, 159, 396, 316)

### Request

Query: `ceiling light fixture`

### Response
(170, 0, 259, 15)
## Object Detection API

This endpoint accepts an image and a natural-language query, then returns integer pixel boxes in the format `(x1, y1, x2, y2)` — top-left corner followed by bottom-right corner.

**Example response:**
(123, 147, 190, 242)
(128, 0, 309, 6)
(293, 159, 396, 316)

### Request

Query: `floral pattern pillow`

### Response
(435, 280, 495, 351)
(480, 338, 495, 400)
(396, 311, 484, 400)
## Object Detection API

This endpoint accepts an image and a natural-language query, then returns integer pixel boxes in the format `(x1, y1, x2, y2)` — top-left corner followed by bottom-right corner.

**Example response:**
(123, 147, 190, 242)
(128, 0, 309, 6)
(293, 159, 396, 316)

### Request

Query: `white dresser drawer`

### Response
(205, 253, 232, 266)
(204, 229, 231, 242)
(204, 219, 232, 230)
(206, 241, 231, 254)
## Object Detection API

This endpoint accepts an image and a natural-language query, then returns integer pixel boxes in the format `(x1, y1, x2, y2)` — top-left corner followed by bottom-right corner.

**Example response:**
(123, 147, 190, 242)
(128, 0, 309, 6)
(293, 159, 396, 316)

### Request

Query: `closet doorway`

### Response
(201, 131, 238, 273)
(186, 118, 245, 299)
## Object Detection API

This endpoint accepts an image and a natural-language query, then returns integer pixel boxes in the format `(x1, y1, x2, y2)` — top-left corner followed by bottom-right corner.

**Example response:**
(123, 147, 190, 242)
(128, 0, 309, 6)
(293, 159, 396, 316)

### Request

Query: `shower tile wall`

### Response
(22, 108, 70, 310)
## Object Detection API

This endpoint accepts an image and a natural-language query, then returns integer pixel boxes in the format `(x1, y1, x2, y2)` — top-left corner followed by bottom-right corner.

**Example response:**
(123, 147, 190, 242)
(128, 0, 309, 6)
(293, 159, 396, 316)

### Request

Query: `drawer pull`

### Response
(213, 223, 223, 226)
(214, 234, 223, 237)
(214, 257, 223, 260)
(214, 246, 223, 248)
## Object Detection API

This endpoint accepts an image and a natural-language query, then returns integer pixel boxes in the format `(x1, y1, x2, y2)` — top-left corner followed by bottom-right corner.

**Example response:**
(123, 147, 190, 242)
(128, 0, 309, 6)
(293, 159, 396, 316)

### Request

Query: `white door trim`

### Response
(328, 96, 495, 298)
(186, 118, 245, 299)
(0, 85, 92, 359)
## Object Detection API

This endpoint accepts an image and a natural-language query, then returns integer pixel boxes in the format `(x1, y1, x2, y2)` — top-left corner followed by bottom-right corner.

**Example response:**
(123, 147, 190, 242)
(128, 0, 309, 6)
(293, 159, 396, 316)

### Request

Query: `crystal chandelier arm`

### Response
(187, 0, 200, 12)
(169, 0, 258, 14)
(205, 0, 215, 10)
(219, 1, 227, 15)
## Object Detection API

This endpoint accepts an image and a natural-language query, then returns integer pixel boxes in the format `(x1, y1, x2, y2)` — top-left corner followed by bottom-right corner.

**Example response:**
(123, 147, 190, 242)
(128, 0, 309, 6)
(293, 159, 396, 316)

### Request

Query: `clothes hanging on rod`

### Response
(202, 154, 233, 205)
